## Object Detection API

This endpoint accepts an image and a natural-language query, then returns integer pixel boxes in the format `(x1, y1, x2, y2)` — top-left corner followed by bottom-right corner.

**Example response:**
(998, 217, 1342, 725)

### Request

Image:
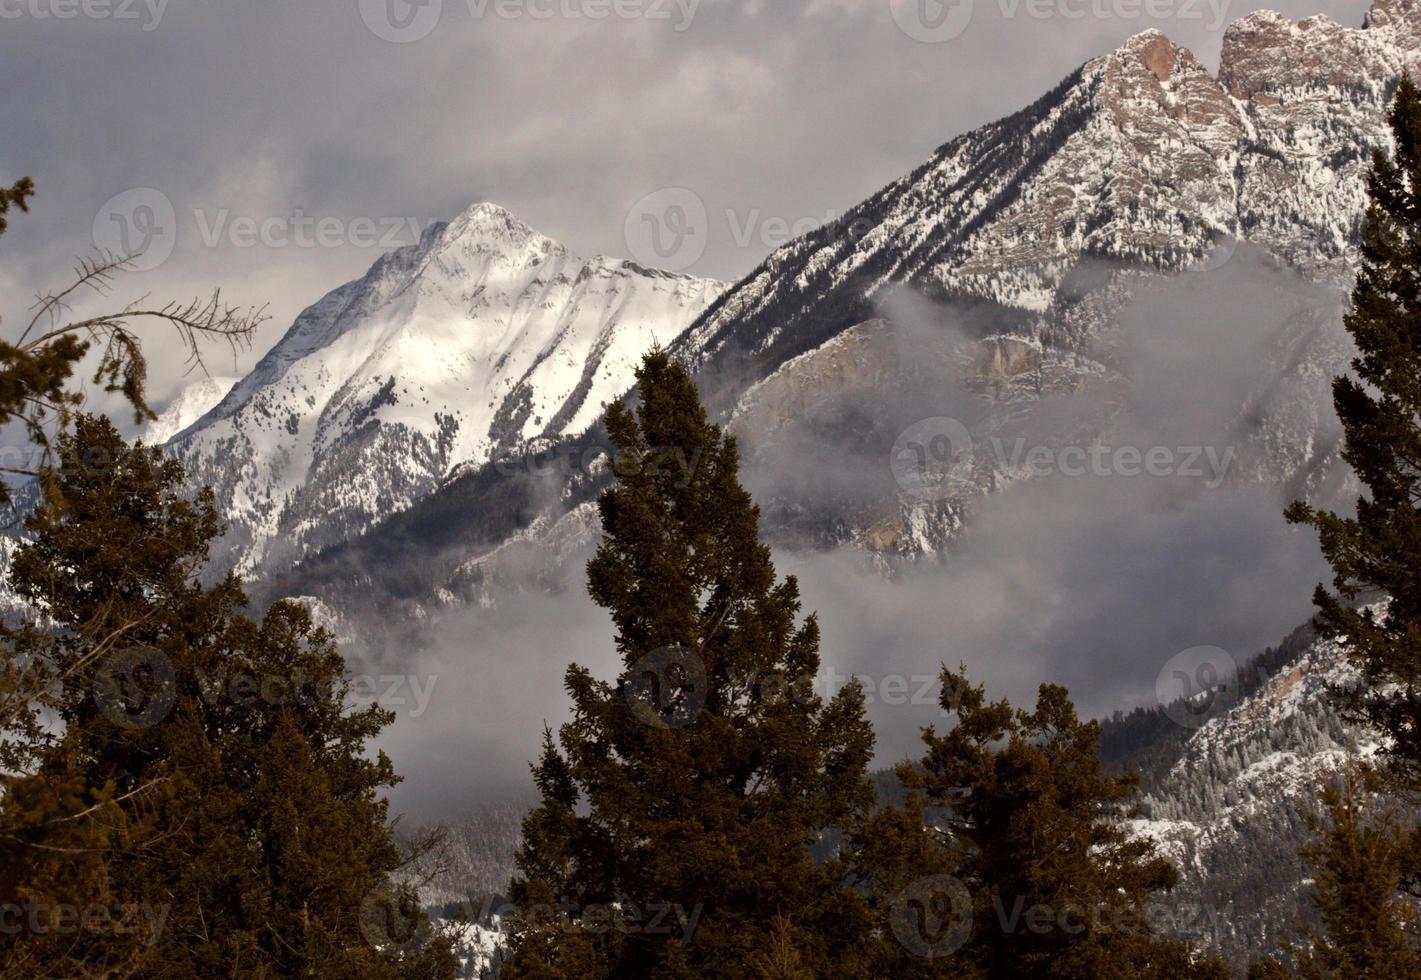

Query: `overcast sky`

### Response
(0, 0, 1373, 408)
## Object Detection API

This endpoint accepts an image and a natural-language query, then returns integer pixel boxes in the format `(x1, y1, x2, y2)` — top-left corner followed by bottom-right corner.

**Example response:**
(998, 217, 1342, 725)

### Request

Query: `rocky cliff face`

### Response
(162, 204, 723, 575)
(683, 4, 1420, 383)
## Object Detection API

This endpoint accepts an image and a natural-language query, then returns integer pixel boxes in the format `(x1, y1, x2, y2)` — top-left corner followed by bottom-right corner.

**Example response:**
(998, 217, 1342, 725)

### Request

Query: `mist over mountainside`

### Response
(405, 613, 1381, 974)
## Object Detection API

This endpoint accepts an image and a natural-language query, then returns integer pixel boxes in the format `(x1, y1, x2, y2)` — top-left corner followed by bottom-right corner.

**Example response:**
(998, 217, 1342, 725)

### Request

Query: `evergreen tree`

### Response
(1251, 764, 1421, 978)
(505, 351, 878, 978)
(0, 176, 33, 235)
(1287, 76, 1421, 788)
(850, 782, 970, 979)
(865, 667, 1225, 979)
(0, 416, 456, 977)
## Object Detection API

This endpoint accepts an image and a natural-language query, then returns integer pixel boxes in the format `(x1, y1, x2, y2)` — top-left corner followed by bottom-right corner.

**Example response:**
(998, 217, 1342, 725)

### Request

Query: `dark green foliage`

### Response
(1273, 77, 1421, 978)
(1288, 75, 1421, 789)
(0, 176, 34, 236)
(1252, 764, 1421, 978)
(0, 416, 456, 978)
(505, 351, 878, 978)
(860, 667, 1224, 979)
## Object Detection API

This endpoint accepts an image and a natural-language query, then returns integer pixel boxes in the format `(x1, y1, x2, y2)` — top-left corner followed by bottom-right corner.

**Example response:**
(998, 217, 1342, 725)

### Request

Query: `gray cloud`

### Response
(374, 577, 614, 819)
(728, 249, 1342, 762)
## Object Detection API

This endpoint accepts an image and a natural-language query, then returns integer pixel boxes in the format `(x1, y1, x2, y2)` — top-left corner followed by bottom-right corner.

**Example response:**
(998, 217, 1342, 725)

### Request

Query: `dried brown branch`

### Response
(0, 251, 266, 501)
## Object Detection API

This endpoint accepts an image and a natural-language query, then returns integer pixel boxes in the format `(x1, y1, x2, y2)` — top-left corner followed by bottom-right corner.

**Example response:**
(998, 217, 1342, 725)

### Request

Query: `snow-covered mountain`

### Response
(163, 203, 724, 574)
(273, 1, 1419, 624)
(682, 7, 1420, 381)
(670, 4, 1420, 560)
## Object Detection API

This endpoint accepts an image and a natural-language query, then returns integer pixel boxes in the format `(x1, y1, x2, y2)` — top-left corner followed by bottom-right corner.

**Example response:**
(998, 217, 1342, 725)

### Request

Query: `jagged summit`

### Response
(1221, 1, 1419, 100)
(165, 202, 725, 574)
(449, 200, 525, 228)
(680, 0, 1419, 383)
(439, 201, 564, 258)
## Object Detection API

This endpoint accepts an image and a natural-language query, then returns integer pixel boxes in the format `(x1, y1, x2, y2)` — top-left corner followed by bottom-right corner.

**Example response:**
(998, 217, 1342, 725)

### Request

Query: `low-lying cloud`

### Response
(376, 248, 1350, 820)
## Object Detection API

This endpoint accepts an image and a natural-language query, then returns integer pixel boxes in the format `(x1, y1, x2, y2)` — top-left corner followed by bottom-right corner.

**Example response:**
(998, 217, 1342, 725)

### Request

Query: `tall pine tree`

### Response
(1288, 76, 1421, 788)
(505, 351, 877, 978)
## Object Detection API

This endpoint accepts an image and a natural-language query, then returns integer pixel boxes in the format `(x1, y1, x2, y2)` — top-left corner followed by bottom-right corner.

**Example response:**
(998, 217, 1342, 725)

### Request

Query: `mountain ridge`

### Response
(256, 1, 1416, 624)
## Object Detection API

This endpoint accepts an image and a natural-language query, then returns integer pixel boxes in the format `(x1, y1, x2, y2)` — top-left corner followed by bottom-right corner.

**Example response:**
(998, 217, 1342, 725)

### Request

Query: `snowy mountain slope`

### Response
(651, 4, 1419, 561)
(140, 375, 238, 445)
(1127, 629, 1380, 968)
(164, 204, 724, 574)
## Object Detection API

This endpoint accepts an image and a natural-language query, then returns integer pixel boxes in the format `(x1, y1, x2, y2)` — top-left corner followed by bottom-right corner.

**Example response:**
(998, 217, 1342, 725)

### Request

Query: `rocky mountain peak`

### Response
(1220, 3, 1418, 102)
(439, 200, 564, 260)
(163, 201, 724, 576)
(1116, 28, 1199, 84)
